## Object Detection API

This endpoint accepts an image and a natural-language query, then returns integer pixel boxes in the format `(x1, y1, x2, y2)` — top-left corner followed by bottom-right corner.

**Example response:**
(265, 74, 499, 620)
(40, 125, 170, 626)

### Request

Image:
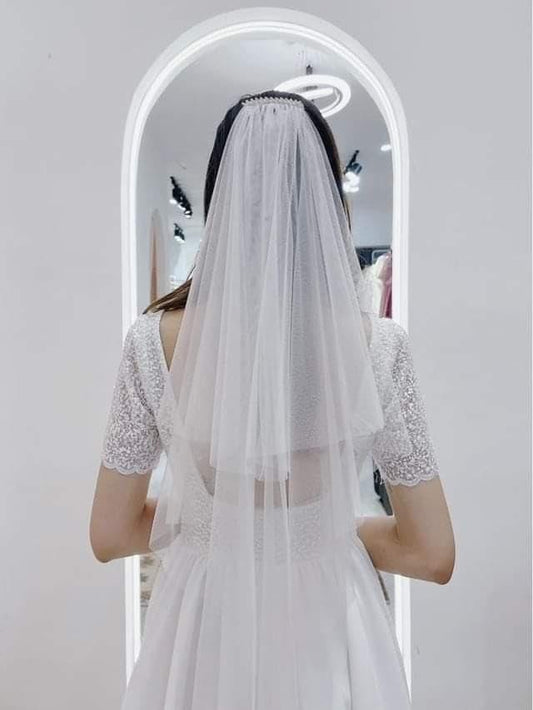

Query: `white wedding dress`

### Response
(101, 309, 440, 710)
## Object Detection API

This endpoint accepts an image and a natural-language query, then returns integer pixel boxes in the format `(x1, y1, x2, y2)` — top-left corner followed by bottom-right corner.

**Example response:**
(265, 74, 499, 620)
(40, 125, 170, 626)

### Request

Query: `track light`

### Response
(343, 150, 363, 193)
(173, 223, 185, 243)
(170, 177, 193, 218)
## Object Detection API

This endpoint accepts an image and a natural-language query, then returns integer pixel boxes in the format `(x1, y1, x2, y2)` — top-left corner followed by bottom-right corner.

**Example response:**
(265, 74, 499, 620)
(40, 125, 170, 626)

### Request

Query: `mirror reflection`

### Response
(137, 36, 395, 629)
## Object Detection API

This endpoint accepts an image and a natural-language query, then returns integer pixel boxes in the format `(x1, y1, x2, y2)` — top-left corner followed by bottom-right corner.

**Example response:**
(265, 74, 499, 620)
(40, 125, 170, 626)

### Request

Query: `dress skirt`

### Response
(121, 531, 412, 710)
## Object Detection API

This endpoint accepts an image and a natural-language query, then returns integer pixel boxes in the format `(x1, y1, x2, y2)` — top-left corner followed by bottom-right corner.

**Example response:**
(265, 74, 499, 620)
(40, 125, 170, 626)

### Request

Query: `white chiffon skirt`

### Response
(121, 530, 412, 710)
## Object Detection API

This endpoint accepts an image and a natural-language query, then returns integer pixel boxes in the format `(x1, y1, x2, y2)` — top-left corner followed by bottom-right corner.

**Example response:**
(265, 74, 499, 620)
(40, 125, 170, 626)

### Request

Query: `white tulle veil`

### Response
(148, 93, 387, 708)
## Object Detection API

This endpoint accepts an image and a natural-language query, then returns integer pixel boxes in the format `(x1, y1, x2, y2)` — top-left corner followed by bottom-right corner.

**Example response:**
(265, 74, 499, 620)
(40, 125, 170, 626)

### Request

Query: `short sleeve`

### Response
(371, 323, 440, 486)
(101, 323, 162, 475)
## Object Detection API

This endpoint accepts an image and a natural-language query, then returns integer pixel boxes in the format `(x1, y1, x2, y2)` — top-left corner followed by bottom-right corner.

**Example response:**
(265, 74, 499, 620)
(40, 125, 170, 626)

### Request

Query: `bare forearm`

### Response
(356, 515, 439, 582)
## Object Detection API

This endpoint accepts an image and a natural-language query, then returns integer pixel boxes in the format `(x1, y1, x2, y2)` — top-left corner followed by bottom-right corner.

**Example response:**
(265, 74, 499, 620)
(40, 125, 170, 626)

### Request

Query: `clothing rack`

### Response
(356, 245, 391, 269)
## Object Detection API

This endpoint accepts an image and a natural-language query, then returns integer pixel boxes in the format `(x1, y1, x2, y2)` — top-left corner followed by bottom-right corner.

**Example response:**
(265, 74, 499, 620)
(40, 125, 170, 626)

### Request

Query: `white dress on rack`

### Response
(101, 309, 440, 710)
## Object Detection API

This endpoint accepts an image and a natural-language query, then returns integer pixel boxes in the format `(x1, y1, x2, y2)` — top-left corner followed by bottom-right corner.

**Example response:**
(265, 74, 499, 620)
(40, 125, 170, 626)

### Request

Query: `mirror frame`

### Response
(120, 5, 411, 691)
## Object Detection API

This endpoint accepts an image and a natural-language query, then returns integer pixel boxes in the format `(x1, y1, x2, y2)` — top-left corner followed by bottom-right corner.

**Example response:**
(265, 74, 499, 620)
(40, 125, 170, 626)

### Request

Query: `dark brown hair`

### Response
(144, 89, 350, 314)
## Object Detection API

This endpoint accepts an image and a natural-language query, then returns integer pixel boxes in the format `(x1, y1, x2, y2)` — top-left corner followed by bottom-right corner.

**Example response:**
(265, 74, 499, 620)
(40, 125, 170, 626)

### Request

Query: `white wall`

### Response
(1, 2, 529, 709)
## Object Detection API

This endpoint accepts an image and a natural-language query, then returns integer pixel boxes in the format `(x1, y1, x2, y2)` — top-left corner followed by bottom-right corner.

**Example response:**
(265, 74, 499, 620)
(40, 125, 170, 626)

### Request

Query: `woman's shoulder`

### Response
(125, 309, 163, 346)
(367, 315, 413, 378)
(370, 314, 409, 350)
(128, 307, 185, 358)
(121, 311, 165, 371)
(124, 310, 168, 406)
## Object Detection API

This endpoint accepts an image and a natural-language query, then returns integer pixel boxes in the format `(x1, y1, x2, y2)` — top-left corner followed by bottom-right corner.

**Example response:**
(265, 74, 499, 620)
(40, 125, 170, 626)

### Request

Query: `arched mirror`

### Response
(123, 7, 410, 688)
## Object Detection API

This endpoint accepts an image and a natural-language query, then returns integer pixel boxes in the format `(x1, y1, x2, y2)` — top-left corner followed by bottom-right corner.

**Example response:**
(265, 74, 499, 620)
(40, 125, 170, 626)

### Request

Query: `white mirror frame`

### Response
(120, 5, 411, 692)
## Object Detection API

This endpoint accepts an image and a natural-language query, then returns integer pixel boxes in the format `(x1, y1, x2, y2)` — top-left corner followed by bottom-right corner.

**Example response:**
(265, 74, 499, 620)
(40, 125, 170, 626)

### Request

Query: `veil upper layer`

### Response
(148, 95, 387, 709)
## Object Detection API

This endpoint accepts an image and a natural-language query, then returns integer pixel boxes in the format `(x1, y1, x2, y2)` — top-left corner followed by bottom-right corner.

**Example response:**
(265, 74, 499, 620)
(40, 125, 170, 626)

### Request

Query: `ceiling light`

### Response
(301, 86, 334, 101)
(274, 74, 351, 117)
(380, 143, 392, 152)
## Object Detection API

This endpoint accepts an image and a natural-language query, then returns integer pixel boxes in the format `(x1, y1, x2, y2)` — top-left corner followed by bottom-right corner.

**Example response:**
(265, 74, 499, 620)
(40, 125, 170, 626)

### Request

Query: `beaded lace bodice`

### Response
(101, 311, 440, 557)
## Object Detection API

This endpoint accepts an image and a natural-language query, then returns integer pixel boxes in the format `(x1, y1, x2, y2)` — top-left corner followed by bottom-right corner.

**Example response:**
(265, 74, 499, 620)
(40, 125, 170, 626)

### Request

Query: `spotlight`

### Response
(173, 223, 185, 243)
(342, 176, 360, 193)
(343, 150, 363, 193)
(170, 177, 193, 218)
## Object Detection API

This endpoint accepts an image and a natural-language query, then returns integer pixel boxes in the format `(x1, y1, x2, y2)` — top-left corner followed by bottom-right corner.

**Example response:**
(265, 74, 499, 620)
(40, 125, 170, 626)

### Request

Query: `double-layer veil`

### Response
(148, 95, 387, 708)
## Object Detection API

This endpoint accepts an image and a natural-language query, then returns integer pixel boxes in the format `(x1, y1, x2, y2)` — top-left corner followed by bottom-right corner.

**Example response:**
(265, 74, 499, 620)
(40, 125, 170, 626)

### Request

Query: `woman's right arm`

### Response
(357, 477, 455, 584)
(357, 321, 455, 584)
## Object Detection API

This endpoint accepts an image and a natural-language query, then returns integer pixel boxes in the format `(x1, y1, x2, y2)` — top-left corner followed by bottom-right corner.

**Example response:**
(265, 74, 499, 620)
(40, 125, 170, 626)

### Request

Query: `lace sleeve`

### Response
(372, 322, 440, 486)
(100, 322, 162, 475)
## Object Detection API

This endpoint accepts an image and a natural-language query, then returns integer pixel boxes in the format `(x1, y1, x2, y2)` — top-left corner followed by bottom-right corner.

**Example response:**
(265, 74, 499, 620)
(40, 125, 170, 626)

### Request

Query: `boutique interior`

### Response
(135, 36, 396, 633)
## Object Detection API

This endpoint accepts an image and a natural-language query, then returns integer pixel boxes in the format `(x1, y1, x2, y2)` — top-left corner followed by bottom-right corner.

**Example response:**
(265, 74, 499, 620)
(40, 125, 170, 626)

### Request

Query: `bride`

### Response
(90, 89, 455, 709)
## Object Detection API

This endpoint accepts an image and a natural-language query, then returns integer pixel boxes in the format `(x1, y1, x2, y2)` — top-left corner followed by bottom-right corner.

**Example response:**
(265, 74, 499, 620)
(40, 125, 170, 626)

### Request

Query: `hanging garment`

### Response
(379, 251, 393, 318)
(361, 256, 382, 316)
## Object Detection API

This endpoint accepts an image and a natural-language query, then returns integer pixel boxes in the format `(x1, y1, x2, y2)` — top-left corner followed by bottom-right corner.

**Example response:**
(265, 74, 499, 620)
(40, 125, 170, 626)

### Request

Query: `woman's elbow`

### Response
(92, 547, 112, 564)
(90, 528, 115, 563)
(89, 519, 125, 563)
(425, 544, 456, 585)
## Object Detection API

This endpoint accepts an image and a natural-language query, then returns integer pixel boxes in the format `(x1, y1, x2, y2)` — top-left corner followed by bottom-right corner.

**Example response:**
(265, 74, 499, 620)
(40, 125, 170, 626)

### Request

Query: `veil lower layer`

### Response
(149, 96, 390, 708)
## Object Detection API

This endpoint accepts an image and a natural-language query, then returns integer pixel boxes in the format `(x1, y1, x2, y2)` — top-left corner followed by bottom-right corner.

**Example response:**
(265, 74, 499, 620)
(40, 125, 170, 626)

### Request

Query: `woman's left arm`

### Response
(90, 465, 156, 562)
(90, 319, 163, 562)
